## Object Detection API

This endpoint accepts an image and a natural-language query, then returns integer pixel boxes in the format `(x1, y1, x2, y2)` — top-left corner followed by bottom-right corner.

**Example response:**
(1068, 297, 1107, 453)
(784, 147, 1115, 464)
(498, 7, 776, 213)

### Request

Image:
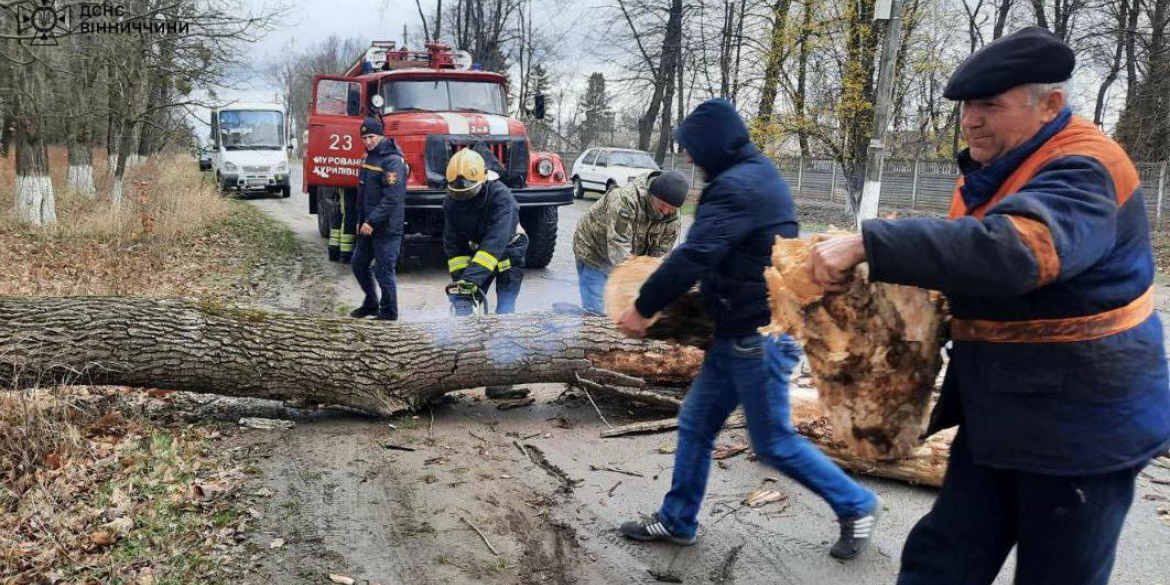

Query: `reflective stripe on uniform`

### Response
(472, 250, 499, 270)
(329, 228, 340, 246)
(448, 255, 471, 272)
(339, 233, 355, 253)
(362, 164, 383, 172)
(951, 287, 1155, 343)
(498, 258, 511, 272)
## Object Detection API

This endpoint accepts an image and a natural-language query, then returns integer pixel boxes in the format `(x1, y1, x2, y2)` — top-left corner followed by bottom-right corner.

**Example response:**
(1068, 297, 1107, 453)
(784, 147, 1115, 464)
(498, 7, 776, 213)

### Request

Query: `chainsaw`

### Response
(446, 280, 488, 317)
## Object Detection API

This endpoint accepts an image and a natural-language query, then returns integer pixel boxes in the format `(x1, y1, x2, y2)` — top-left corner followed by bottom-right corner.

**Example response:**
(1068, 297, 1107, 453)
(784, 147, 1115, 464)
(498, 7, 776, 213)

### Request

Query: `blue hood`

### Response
(674, 99, 760, 178)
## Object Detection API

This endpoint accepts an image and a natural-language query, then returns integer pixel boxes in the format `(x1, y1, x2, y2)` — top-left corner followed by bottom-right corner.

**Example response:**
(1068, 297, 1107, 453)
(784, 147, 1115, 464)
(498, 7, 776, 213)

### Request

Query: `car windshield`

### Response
(380, 80, 507, 115)
(609, 151, 659, 169)
(219, 110, 285, 150)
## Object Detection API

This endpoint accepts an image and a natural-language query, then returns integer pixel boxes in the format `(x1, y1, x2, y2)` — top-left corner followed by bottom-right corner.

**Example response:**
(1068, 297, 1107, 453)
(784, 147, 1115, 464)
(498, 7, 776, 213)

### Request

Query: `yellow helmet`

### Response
(446, 149, 488, 199)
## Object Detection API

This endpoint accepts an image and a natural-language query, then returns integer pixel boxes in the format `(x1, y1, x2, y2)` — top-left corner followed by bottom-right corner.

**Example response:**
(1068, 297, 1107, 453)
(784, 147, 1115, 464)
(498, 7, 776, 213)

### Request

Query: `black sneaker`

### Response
(349, 306, 378, 319)
(375, 313, 397, 321)
(830, 496, 882, 559)
(619, 513, 695, 546)
(485, 386, 530, 399)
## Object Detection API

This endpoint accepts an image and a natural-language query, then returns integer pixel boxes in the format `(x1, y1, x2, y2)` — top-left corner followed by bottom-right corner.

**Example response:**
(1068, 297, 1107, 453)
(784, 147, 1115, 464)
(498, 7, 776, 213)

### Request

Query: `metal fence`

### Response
(558, 152, 1170, 230)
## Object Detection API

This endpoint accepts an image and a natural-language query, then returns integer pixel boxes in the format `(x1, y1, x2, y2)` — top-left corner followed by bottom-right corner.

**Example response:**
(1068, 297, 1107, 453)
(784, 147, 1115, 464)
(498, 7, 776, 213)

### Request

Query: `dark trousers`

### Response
(898, 431, 1141, 585)
(351, 234, 401, 319)
(479, 234, 527, 314)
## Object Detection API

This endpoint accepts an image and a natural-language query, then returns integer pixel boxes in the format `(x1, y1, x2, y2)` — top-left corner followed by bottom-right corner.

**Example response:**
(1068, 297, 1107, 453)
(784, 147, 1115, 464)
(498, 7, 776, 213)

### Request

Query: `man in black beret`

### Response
(808, 26, 1170, 585)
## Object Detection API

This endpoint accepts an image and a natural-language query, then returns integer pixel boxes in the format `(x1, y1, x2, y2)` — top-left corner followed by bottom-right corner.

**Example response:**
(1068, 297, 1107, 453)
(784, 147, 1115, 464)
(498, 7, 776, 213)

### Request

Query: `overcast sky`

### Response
(218, 0, 598, 104)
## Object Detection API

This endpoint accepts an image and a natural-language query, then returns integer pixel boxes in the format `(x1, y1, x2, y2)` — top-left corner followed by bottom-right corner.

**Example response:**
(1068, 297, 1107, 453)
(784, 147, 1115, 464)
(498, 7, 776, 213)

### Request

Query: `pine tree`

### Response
(578, 73, 612, 149)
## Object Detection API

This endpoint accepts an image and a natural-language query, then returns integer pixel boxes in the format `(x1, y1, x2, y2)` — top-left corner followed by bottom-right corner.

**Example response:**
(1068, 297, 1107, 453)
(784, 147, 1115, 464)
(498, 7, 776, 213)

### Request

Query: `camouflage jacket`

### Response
(572, 171, 681, 272)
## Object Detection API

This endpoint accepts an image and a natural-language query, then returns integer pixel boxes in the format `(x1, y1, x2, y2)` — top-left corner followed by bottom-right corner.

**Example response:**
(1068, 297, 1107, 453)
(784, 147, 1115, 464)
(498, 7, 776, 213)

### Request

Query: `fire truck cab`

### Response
(304, 41, 572, 268)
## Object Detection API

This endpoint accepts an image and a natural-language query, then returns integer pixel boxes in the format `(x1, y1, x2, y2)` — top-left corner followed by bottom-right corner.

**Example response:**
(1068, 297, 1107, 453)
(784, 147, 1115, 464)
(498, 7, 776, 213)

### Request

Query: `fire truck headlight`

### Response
(536, 158, 554, 177)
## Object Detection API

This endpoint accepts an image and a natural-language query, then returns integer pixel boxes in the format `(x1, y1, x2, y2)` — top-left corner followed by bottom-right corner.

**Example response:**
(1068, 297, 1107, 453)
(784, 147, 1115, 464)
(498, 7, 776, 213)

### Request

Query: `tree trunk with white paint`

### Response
(13, 104, 55, 225)
(67, 142, 96, 198)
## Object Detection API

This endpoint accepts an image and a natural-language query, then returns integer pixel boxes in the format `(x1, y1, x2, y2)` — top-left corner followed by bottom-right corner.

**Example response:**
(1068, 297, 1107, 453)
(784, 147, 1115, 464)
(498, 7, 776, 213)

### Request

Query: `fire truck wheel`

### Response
(520, 206, 558, 269)
(316, 190, 333, 238)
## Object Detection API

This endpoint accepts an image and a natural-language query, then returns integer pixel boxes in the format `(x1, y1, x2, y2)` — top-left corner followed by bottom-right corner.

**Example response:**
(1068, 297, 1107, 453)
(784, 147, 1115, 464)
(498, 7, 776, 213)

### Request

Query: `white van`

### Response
(209, 103, 293, 197)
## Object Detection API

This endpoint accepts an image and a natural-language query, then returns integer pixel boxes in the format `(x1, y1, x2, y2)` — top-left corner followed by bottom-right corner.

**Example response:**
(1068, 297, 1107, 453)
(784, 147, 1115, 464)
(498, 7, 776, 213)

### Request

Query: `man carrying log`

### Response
(571, 169, 686, 314)
(615, 98, 882, 559)
(810, 27, 1170, 585)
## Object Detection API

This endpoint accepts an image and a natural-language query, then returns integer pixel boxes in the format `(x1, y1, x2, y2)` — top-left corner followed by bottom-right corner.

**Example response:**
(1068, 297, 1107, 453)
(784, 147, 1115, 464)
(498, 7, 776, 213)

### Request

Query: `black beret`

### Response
(944, 26, 1075, 100)
(360, 117, 384, 136)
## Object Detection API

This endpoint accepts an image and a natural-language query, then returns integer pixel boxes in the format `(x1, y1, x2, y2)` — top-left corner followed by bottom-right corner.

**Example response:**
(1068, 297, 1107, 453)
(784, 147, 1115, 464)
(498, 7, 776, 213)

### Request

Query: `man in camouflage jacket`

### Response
(572, 169, 688, 314)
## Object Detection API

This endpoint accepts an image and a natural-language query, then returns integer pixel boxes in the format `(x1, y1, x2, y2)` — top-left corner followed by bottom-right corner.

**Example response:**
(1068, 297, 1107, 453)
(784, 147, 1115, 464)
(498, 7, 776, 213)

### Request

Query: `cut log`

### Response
(0, 296, 701, 416)
(604, 256, 715, 347)
(764, 236, 947, 460)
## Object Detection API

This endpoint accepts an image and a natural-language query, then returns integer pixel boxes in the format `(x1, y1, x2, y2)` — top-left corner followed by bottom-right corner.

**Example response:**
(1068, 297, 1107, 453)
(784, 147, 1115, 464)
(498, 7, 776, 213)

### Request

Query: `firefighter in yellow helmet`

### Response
(443, 147, 530, 399)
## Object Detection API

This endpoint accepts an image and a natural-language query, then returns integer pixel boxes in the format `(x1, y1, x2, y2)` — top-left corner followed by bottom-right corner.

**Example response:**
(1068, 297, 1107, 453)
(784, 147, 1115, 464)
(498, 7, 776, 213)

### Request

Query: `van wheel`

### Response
(573, 178, 584, 199)
(520, 206, 558, 269)
(280, 185, 291, 198)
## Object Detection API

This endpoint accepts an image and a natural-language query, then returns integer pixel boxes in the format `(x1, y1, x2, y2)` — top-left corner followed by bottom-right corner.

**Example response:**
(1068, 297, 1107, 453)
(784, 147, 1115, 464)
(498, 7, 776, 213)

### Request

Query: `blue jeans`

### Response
(352, 234, 401, 318)
(576, 260, 608, 314)
(658, 334, 877, 539)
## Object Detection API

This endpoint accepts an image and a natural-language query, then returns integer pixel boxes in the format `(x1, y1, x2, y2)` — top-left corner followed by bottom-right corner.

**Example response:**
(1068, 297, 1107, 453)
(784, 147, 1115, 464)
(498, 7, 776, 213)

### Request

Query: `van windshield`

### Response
(380, 80, 507, 115)
(219, 110, 285, 150)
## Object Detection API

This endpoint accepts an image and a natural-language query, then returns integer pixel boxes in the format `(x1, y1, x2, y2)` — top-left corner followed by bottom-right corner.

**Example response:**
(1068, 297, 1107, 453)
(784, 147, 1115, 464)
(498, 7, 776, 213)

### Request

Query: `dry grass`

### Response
(0, 149, 292, 583)
(0, 148, 294, 299)
(0, 388, 252, 584)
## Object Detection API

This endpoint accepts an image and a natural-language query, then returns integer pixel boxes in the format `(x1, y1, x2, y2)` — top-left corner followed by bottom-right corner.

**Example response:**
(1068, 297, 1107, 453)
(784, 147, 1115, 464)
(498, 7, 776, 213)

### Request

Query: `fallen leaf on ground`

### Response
(105, 516, 134, 535)
(269, 538, 285, 549)
(424, 456, 450, 466)
(89, 529, 117, 546)
(742, 488, 788, 507)
(713, 442, 749, 460)
(328, 575, 356, 585)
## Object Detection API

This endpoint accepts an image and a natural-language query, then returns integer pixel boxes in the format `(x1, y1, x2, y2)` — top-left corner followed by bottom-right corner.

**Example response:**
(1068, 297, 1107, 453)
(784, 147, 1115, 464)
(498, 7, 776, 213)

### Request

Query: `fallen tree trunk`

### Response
(0, 296, 702, 416)
(1, 295, 952, 487)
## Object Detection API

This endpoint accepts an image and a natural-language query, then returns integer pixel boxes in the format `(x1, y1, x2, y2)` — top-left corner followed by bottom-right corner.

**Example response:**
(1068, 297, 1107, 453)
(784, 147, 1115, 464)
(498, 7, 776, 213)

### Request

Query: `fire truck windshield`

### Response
(218, 110, 285, 150)
(380, 80, 507, 115)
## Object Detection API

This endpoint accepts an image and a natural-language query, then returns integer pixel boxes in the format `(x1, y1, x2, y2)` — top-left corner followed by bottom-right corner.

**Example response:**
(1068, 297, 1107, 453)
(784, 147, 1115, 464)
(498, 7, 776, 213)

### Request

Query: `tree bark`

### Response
(12, 47, 56, 226)
(756, 0, 793, 125)
(763, 236, 946, 460)
(1094, 0, 1130, 126)
(0, 296, 705, 416)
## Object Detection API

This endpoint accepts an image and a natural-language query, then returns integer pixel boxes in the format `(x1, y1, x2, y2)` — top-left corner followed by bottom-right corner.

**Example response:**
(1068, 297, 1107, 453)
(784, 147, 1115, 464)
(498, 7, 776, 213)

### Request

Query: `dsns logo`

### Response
(16, 0, 72, 46)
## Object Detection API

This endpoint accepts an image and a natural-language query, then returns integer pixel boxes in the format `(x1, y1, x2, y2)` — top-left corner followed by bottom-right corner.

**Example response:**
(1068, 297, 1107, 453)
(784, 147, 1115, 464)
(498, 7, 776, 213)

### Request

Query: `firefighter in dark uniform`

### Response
(443, 148, 530, 399)
(348, 117, 406, 320)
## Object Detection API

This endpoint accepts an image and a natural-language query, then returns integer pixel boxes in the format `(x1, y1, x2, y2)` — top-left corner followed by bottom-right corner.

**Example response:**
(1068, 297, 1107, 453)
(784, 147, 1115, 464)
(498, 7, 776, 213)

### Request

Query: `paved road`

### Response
(240, 166, 1170, 585)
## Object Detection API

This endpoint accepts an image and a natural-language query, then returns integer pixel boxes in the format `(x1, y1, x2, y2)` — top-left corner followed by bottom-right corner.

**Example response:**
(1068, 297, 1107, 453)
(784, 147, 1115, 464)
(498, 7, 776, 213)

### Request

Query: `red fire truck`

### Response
(303, 41, 572, 268)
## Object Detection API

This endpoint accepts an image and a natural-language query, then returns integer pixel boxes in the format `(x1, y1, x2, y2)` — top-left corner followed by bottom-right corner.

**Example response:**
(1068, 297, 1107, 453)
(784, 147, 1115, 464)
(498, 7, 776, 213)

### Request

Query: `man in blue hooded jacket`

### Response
(615, 99, 882, 559)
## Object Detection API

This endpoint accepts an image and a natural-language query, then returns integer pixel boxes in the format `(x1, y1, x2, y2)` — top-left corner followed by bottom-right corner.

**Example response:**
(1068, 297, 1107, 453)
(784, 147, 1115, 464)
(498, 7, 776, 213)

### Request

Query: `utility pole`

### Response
(856, 0, 903, 229)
